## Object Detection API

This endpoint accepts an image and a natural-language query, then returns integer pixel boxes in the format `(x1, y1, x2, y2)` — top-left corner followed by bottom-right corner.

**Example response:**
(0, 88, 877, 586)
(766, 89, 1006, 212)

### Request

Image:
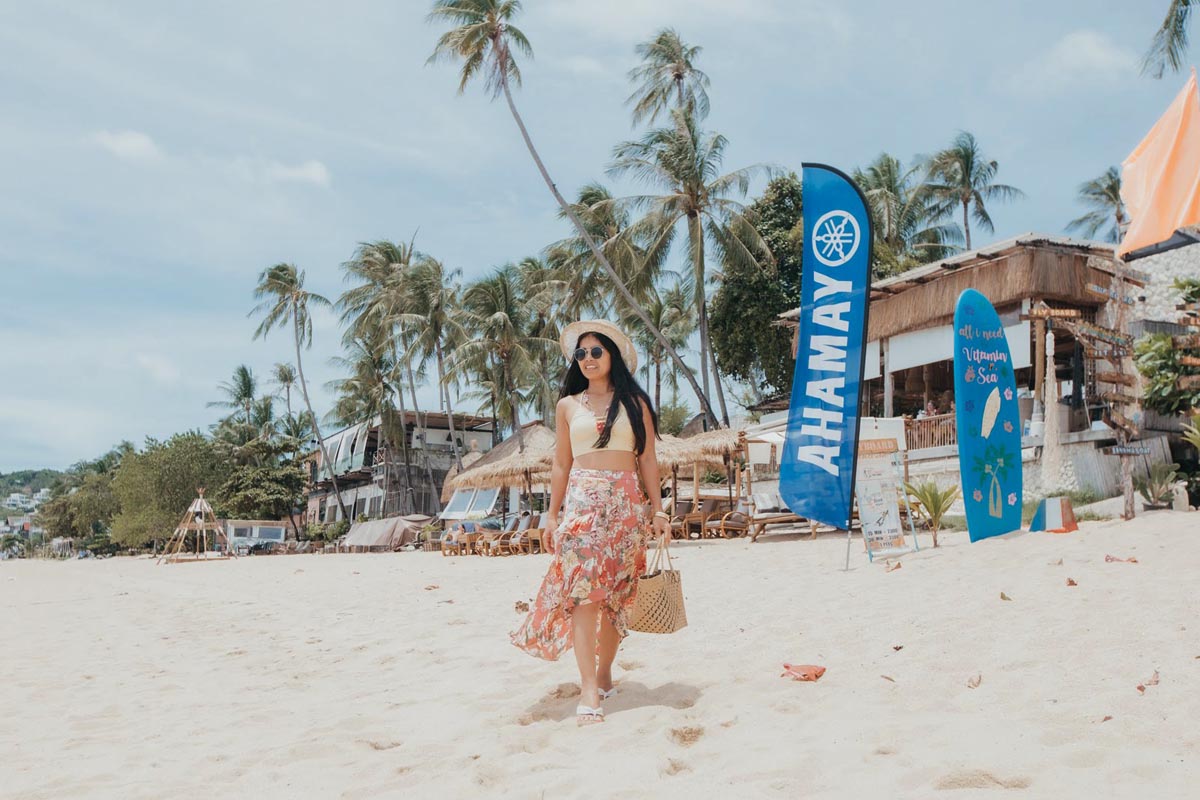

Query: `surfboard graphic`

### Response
(953, 289, 1023, 542)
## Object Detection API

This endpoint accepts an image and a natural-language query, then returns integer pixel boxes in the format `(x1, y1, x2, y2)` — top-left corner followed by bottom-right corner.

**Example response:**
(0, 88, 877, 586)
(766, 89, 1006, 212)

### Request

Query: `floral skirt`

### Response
(511, 468, 647, 661)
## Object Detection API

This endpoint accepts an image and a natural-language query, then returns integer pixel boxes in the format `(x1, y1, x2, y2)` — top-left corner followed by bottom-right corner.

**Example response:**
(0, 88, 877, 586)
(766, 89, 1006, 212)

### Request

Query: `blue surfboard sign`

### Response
(780, 164, 873, 530)
(953, 289, 1023, 542)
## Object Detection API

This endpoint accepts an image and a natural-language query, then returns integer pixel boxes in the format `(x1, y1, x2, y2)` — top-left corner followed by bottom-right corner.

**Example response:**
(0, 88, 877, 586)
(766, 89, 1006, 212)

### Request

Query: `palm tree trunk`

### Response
(497, 55, 720, 428)
(962, 199, 971, 250)
(706, 312, 730, 426)
(293, 316, 348, 521)
(688, 215, 711, 404)
(655, 356, 662, 411)
(436, 341, 464, 472)
(504, 360, 526, 451)
(284, 385, 292, 418)
(405, 361, 442, 515)
(389, 350, 416, 516)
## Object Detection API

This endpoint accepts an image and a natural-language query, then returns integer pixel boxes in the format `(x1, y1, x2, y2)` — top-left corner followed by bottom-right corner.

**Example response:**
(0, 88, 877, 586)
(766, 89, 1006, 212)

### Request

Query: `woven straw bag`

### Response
(629, 536, 687, 634)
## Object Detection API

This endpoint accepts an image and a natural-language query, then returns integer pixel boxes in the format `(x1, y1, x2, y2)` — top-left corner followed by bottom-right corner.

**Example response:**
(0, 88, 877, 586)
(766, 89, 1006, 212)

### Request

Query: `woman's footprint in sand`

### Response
(934, 769, 1031, 790)
(668, 726, 705, 747)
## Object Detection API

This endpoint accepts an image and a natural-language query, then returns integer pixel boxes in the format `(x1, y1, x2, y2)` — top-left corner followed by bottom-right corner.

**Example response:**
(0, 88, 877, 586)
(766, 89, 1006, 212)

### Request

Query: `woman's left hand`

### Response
(650, 514, 670, 540)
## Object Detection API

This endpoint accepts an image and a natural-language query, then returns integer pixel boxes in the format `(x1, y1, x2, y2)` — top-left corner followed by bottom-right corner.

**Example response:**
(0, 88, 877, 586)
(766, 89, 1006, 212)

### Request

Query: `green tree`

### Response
(250, 263, 349, 521)
(626, 28, 710, 125)
(609, 107, 772, 425)
(427, 0, 720, 426)
(1066, 166, 1126, 243)
(271, 362, 298, 417)
(622, 279, 695, 410)
(927, 132, 1023, 250)
(207, 365, 258, 425)
(110, 432, 232, 549)
(1144, 1, 1195, 78)
(854, 153, 961, 275)
(709, 173, 800, 396)
(220, 462, 306, 529)
(455, 263, 552, 449)
(398, 255, 470, 470)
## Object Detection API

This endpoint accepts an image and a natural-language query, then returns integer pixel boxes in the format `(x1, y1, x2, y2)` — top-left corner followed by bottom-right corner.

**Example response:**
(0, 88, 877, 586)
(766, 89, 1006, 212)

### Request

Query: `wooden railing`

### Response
(904, 413, 957, 450)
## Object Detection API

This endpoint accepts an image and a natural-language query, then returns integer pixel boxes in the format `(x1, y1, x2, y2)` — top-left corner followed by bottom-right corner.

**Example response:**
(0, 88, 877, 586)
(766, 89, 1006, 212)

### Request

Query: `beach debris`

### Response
(1048, 558, 1063, 566)
(881, 675, 896, 683)
(892, 645, 904, 651)
(1066, 578, 1078, 586)
(1000, 592, 1013, 601)
(514, 600, 530, 613)
(885, 561, 902, 573)
(967, 674, 982, 689)
(1105, 554, 1138, 563)
(424, 584, 439, 590)
(1100, 715, 1113, 723)
(438, 599, 454, 604)
(781, 663, 826, 682)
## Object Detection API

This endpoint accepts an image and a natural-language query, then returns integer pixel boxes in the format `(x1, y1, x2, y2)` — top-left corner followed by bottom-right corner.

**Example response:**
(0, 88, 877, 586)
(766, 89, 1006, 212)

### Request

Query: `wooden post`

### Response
(1034, 317, 1046, 399)
(883, 339, 894, 417)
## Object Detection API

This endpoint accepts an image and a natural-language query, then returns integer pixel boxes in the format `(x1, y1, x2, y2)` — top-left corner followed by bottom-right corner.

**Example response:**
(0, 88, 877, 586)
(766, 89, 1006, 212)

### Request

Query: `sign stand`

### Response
(848, 440, 919, 569)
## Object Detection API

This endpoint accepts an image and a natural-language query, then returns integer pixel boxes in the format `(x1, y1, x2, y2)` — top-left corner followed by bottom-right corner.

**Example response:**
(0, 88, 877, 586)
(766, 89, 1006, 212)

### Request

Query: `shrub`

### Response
(904, 481, 961, 547)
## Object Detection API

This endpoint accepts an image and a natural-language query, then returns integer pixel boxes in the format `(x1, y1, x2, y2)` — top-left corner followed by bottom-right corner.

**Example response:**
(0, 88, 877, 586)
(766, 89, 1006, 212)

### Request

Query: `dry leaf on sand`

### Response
(1048, 558, 1063, 566)
(892, 645, 904, 652)
(424, 585, 439, 591)
(1145, 670, 1160, 687)
(1000, 592, 1013, 601)
(881, 675, 896, 683)
(967, 674, 982, 689)
(1105, 554, 1138, 564)
(514, 600, 530, 613)
(1100, 715, 1113, 723)
(885, 562, 902, 573)
(1066, 578, 1078, 587)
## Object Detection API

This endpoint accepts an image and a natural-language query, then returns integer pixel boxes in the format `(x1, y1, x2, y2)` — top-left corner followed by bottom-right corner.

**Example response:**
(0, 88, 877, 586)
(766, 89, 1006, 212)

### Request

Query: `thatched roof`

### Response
(777, 234, 1134, 342)
(448, 421, 557, 490)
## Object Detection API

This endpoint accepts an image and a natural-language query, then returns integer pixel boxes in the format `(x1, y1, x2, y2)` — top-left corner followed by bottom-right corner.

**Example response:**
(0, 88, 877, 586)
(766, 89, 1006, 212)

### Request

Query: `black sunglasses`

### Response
(573, 346, 606, 361)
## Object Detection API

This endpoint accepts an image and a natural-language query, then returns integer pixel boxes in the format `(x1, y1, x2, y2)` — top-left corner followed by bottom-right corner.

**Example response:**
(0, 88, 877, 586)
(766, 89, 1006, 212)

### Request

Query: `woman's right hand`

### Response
(544, 515, 558, 553)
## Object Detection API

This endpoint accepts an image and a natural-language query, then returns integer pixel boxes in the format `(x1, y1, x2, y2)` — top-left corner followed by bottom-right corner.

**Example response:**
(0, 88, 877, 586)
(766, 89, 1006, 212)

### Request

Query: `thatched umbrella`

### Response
(675, 427, 747, 504)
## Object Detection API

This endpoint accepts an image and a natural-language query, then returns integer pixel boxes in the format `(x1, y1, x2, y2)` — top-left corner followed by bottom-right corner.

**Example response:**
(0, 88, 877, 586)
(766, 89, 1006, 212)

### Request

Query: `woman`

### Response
(511, 320, 670, 726)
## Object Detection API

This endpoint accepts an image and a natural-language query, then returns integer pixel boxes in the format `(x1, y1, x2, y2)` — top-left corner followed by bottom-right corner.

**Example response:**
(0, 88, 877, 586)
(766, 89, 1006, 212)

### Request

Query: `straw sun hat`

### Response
(559, 319, 638, 372)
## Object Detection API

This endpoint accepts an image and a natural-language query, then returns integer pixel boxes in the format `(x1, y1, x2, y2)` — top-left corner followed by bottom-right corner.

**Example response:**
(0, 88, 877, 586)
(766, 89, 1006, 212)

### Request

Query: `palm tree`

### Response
(926, 132, 1024, 251)
(338, 239, 421, 509)
(398, 255, 470, 471)
(609, 108, 772, 425)
(622, 279, 695, 410)
(626, 28, 710, 125)
(208, 365, 257, 425)
(426, 0, 721, 427)
(854, 153, 962, 275)
(514, 256, 566, 427)
(271, 363, 298, 417)
(1143, 1, 1195, 78)
(454, 264, 553, 450)
(544, 182, 668, 323)
(249, 263, 349, 521)
(1066, 166, 1126, 244)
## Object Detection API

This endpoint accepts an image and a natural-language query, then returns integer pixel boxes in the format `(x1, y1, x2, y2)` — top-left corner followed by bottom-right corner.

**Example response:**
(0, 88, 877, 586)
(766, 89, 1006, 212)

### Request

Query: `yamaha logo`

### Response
(811, 210, 860, 267)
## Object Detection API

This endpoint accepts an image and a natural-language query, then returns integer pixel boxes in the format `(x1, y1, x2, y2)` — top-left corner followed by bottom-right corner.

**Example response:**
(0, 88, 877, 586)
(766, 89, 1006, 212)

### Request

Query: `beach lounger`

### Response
(668, 499, 693, 540)
(685, 498, 721, 539)
(747, 493, 805, 542)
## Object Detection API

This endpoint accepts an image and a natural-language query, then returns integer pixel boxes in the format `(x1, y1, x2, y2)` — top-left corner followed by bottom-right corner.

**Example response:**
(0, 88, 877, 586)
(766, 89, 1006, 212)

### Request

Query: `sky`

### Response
(1, 0, 1196, 472)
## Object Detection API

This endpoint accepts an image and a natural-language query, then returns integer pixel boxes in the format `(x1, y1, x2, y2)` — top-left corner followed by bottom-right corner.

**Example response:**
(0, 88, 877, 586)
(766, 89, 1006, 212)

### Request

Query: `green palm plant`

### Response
(208, 365, 258, 425)
(853, 153, 961, 275)
(454, 264, 554, 449)
(396, 255, 470, 471)
(1182, 414, 1200, 450)
(543, 182, 667, 323)
(427, 0, 720, 426)
(626, 28, 710, 125)
(1143, 1, 1195, 78)
(608, 107, 772, 425)
(621, 278, 695, 410)
(271, 362, 298, 417)
(1066, 167, 1126, 244)
(926, 132, 1024, 250)
(904, 481, 961, 548)
(249, 263, 349, 521)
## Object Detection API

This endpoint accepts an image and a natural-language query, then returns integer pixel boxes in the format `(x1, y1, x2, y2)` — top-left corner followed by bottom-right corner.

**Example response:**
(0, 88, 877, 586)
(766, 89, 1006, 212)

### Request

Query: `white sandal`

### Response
(576, 704, 605, 725)
(599, 687, 617, 700)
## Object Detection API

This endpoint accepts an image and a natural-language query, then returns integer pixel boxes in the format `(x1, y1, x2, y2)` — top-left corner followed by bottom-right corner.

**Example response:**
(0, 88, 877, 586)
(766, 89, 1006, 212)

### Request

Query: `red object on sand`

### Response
(781, 663, 826, 682)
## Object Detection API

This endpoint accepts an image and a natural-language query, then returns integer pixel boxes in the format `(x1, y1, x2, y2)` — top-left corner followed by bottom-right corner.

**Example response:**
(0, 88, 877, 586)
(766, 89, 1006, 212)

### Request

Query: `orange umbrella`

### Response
(1118, 69, 1200, 259)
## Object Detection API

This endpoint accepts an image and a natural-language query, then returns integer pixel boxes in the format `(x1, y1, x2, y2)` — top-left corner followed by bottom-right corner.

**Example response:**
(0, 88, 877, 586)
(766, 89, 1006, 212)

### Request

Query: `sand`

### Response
(2, 513, 1198, 799)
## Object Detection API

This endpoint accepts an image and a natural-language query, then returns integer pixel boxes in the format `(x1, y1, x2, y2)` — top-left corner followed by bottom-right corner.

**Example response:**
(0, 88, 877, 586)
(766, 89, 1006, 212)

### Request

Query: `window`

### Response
(369, 496, 381, 516)
(257, 527, 285, 541)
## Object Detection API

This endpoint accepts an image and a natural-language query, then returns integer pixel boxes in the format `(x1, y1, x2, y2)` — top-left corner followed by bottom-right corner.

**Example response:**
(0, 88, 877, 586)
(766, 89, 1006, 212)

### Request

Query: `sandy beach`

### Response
(3, 514, 1198, 799)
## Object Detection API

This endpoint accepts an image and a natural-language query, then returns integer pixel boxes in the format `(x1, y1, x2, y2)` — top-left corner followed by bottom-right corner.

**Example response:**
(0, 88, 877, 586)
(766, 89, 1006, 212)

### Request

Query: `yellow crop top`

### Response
(568, 395, 636, 458)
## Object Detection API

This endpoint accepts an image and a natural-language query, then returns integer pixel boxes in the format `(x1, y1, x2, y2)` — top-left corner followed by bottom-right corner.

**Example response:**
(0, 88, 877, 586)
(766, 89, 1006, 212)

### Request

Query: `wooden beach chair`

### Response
(716, 498, 754, 538)
(484, 517, 521, 556)
(684, 498, 720, 539)
(668, 499, 693, 540)
(747, 493, 805, 542)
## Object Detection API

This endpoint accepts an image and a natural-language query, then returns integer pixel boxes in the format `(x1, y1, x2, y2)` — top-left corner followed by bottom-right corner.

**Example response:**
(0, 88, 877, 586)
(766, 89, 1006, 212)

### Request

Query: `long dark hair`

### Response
(560, 331, 660, 455)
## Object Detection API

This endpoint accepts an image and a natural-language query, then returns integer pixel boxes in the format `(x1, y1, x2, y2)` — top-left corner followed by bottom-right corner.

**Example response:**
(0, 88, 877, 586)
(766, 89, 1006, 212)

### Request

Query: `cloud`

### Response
(224, 156, 332, 187)
(90, 129, 165, 163)
(1001, 30, 1136, 97)
(135, 353, 182, 385)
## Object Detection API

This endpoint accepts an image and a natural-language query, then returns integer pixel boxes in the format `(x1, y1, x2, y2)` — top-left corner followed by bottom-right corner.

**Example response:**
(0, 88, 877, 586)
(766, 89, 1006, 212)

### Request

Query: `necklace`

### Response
(581, 391, 614, 434)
